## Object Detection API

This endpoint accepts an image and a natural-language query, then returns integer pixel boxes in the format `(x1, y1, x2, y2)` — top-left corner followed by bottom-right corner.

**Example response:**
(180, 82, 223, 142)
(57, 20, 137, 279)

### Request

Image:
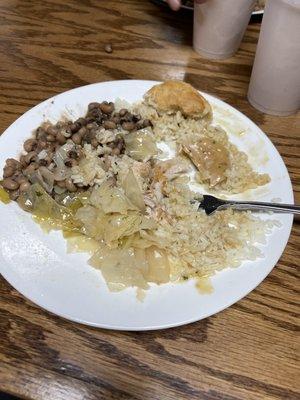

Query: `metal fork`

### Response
(199, 195, 300, 215)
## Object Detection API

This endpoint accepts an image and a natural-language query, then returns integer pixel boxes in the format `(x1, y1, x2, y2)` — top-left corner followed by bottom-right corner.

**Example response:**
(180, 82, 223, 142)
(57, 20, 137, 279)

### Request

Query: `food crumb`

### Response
(136, 288, 146, 302)
(196, 276, 213, 294)
(104, 43, 113, 53)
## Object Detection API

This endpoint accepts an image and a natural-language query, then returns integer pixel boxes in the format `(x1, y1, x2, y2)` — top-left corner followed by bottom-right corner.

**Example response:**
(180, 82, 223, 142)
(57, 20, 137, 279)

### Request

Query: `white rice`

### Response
(135, 102, 270, 193)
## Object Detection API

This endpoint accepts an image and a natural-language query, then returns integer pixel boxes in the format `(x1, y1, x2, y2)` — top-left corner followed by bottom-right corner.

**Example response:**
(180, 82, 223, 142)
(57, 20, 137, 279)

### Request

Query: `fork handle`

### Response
(220, 201, 300, 215)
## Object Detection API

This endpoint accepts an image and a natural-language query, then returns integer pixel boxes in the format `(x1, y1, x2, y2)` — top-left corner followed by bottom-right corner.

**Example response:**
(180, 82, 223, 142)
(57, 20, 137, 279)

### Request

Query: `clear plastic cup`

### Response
(248, 0, 300, 116)
(193, 0, 256, 59)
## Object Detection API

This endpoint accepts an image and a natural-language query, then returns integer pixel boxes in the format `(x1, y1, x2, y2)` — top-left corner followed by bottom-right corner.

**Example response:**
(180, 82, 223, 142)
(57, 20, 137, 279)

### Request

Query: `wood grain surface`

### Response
(0, 1, 299, 399)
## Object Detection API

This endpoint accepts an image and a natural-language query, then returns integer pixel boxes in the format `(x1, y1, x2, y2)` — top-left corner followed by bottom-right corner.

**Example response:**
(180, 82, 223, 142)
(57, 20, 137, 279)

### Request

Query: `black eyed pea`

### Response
(78, 127, 87, 137)
(23, 138, 37, 152)
(119, 108, 128, 117)
(70, 123, 80, 133)
(35, 127, 46, 140)
(122, 121, 136, 131)
(2, 178, 20, 191)
(19, 181, 31, 193)
(56, 180, 66, 189)
(38, 159, 48, 167)
(89, 108, 103, 120)
(136, 121, 144, 130)
(117, 138, 125, 151)
(111, 116, 121, 124)
(91, 138, 99, 148)
(9, 190, 20, 201)
(122, 112, 134, 122)
(143, 119, 152, 127)
(75, 118, 87, 127)
(65, 158, 78, 168)
(57, 132, 67, 145)
(20, 155, 28, 167)
(37, 140, 47, 151)
(99, 102, 114, 114)
(46, 126, 58, 136)
(3, 166, 15, 178)
(68, 150, 79, 159)
(86, 123, 96, 130)
(134, 114, 141, 121)
(5, 158, 18, 167)
(72, 133, 82, 145)
(6, 158, 22, 170)
(24, 151, 37, 164)
(103, 120, 117, 130)
(63, 129, 72, 138)
(24, 162, 38, 176)
(65, 179, 77, 192)
(46, 134, 56, 142)
(15, 174, 28, 184)
(88, 102, 100, 111)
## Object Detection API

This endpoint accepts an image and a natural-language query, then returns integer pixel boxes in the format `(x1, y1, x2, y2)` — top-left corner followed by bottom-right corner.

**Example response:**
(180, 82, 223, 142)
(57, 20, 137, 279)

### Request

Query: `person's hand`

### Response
(166, 0, 207, 11)
(166, 0, 181, 10)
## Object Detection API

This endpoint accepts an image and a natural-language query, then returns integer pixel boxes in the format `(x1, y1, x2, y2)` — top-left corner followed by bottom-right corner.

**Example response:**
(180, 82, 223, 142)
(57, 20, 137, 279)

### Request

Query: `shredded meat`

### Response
(182, 138, 229, 187)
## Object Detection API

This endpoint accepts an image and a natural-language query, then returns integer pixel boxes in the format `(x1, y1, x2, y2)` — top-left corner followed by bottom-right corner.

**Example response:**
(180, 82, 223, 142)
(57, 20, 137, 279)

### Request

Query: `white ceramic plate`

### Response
(0, 80, 293, 331)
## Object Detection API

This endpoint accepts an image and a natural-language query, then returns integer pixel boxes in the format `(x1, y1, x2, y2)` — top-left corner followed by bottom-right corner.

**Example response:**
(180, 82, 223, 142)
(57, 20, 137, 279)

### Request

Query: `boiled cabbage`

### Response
(121, 169, 145, 212)
(66, 233, 100, 254)
(89, 244, 170, 290)
(75, 205, 104, 238)
(90, 181, 137, 214)
(104, 212, 156, 244)
(89, 246, 150, 291)
(124, 129, 157, 162)
(17, 183, 81, 232)
(144, 246, 170, 284)
(121, 232, 160, 249)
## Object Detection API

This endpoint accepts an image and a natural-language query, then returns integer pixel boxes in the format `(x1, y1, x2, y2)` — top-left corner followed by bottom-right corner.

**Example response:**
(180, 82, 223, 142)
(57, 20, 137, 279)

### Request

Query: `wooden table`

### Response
(0, 1, 299, 399)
